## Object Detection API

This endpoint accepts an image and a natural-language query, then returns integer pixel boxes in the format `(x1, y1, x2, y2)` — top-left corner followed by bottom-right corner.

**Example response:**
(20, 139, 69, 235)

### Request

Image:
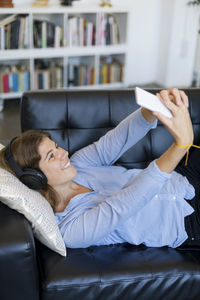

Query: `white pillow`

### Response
(0, 144, 66, 256)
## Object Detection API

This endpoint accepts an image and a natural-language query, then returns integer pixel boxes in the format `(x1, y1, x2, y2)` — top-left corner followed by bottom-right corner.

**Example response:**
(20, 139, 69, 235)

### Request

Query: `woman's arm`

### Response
(71, 108, 157, 167)
(154, 89, 193, 173)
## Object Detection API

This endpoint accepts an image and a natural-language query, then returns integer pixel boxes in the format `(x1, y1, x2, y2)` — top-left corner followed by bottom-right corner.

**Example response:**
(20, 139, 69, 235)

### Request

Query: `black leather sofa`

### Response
(1, 88, 200, 300)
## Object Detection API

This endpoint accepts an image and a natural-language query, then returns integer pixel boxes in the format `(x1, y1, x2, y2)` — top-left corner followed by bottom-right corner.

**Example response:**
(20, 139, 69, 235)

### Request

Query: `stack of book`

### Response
(32, 0, 49, 7)
(0, 14, 29, 49)
(99, 57, 123, 84)
(68, 63, 95, 86)
(96, 13, 119, 46)
(0, 65, 30, 93)
(33, 19, 64, 48)
(0, 0, 13, 8)
(34, 61, 63, 89)
(67, 16, 95, 47)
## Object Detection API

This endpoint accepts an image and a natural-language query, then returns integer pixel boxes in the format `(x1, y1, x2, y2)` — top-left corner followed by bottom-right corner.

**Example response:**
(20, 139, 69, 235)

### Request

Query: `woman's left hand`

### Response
(141, 88, 189, 123)
(153, 90, 193, 146)
(162, 88, 189, 108)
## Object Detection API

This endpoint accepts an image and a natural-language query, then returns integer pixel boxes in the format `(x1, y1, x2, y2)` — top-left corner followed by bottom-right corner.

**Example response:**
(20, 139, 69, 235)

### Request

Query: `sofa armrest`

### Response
(0, 201, 39, 300)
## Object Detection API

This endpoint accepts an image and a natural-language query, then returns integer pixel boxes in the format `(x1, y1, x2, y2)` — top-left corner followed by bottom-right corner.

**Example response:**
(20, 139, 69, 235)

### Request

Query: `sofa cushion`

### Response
(0, 164, 66, 257)
(37, 242, 200, 300)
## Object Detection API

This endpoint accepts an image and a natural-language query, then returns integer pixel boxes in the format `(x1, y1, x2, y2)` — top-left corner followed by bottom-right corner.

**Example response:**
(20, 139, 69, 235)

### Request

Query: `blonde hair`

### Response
(0, 130, 60, 211)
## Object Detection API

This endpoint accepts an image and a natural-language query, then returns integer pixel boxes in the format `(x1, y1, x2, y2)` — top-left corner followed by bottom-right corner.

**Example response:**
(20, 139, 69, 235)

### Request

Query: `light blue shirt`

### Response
(55, 108, 195, 249)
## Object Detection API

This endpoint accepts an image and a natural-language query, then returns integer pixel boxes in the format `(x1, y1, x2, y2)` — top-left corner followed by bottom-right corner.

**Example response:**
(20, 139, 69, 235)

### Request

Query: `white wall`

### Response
(12, 0, 200, 88)
(157, 0, 200, 88)
(124, 0, 160, 86)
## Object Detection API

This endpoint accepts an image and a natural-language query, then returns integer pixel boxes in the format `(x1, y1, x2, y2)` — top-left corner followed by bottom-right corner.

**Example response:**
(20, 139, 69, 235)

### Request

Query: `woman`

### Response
(0, 88, 198, 249)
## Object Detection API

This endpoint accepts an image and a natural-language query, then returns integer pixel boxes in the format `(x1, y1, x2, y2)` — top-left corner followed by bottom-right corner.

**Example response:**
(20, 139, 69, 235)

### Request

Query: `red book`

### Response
(3, 73, 9, 93)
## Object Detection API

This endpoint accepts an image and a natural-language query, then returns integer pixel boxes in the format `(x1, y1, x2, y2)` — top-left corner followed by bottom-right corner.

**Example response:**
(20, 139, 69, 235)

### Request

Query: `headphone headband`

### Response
(5, 136, 47, 190)
(5, 137, 23, 177)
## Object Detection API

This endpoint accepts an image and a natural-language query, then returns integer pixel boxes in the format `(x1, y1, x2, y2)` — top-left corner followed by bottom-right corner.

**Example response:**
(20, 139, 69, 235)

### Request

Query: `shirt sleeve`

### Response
(71, 108, 157, 167)
(58, 160, 171, 248)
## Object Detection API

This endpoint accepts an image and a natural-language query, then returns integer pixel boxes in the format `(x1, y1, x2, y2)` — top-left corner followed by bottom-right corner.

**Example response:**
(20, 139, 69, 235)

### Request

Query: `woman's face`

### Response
(38, 137, 77, 187)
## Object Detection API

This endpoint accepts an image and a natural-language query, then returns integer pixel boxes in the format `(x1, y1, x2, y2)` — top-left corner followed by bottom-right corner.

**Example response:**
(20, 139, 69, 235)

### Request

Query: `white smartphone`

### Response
(135, 87, 172, 118)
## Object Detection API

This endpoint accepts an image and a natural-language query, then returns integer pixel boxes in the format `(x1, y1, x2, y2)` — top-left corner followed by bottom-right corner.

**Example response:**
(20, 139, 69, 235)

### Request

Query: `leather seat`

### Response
(1, 88, 200, 300)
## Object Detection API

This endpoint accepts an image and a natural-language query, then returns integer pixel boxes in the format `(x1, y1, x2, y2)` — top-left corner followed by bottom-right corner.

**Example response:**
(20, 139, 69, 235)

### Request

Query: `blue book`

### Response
(12, 73, 18, 92)
(24, 71, 30, 91)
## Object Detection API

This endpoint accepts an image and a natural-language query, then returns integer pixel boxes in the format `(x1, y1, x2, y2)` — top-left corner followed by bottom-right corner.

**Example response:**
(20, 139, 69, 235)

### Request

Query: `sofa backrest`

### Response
(21, 88, 200, 169)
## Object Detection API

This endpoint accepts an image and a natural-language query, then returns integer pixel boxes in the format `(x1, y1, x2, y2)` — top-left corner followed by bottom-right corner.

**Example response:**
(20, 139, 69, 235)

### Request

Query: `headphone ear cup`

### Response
(20, 168, 47, 190)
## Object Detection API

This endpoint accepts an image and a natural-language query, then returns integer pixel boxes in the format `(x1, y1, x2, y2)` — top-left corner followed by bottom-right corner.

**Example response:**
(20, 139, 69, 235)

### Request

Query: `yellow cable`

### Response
(175, 143, 200, 166)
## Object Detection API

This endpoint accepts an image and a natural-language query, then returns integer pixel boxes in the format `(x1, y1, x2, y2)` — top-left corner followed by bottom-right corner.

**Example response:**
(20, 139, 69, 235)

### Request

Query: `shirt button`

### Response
(155, 194, 158, 198)
(173, 196, 176, 200)
(191, 237, 195, 240)
(99, 191, 102, 194)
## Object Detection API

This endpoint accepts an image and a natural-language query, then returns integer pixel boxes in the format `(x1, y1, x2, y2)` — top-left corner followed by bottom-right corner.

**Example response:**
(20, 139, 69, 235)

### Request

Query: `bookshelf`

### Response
(0, 5, 129, 111)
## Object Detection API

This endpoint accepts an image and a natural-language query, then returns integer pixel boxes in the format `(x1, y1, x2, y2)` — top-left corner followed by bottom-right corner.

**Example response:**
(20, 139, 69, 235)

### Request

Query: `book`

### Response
(8, 72, 13, 92)
(68, 64, 74, 86)
(0, 14, 17, 27)
(42, 21, 47, 48)
(55, 25, 61, 48)
(24, 16, 29, 48)
(86, 22, 93, 46)
(47, 22, 55, 47)
(33, 20, 42, 48)
(12, 72, 18, 92)
(79, 17, 84, 46)
(2, 73, 9, 93)
(10, 18, 20, 49)
(24, 71, 30, 91)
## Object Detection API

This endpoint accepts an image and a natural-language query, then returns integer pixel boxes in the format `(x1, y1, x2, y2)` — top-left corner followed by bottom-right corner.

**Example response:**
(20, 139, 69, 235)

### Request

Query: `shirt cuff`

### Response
(139, 108, 157, 129)
(146, 160, 172, 182)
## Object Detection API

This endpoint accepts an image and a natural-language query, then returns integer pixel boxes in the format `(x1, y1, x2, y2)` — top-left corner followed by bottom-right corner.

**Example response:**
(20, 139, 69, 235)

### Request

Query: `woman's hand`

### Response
(141, 88, 189, 124)
(154, 89, 193, 145)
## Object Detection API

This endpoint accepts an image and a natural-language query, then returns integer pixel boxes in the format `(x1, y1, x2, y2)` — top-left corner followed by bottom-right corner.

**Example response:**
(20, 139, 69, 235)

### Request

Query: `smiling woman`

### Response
(37, 136, 90, 212)
(38, 138, 76, 187)
(0, 88, 199, 250)
(0, 129, 93, 213)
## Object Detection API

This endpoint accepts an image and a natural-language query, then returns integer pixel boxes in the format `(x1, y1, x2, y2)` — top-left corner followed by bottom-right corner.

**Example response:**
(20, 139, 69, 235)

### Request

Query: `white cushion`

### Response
(0, 144, 66, 256)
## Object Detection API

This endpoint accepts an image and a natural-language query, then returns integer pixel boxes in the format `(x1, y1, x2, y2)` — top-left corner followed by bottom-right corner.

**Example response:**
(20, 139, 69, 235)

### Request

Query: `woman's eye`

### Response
(49, 153, 54, 160)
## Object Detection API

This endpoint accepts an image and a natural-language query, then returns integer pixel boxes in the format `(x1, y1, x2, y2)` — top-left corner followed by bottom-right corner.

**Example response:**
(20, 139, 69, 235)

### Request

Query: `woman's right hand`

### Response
(153, 89, 193, 146)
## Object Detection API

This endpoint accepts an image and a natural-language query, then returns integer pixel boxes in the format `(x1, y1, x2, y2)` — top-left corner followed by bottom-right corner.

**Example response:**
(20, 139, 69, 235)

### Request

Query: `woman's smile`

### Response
(62, 160, 71, 170)
(38, 137, 77, 187)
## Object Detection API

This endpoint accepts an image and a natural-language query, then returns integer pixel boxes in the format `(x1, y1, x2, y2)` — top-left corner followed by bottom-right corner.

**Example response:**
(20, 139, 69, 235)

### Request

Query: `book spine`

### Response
(3, 73, 9, 93)
(8, 73, 13, 92)
(42, 21, 47, 48)
(12, 72, 18, 92)
(24, 71, 30, 91)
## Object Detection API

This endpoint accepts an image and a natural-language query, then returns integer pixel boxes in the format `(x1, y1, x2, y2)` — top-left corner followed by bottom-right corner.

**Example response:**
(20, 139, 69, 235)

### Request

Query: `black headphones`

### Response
(5, 137, 47, 190)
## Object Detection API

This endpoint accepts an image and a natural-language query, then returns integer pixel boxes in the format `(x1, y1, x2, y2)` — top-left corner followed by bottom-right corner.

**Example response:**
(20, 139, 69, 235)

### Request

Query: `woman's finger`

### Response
(167, 88, 182, 106)
(156, 92, 178, 116)
(179, 90, 189, 108)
